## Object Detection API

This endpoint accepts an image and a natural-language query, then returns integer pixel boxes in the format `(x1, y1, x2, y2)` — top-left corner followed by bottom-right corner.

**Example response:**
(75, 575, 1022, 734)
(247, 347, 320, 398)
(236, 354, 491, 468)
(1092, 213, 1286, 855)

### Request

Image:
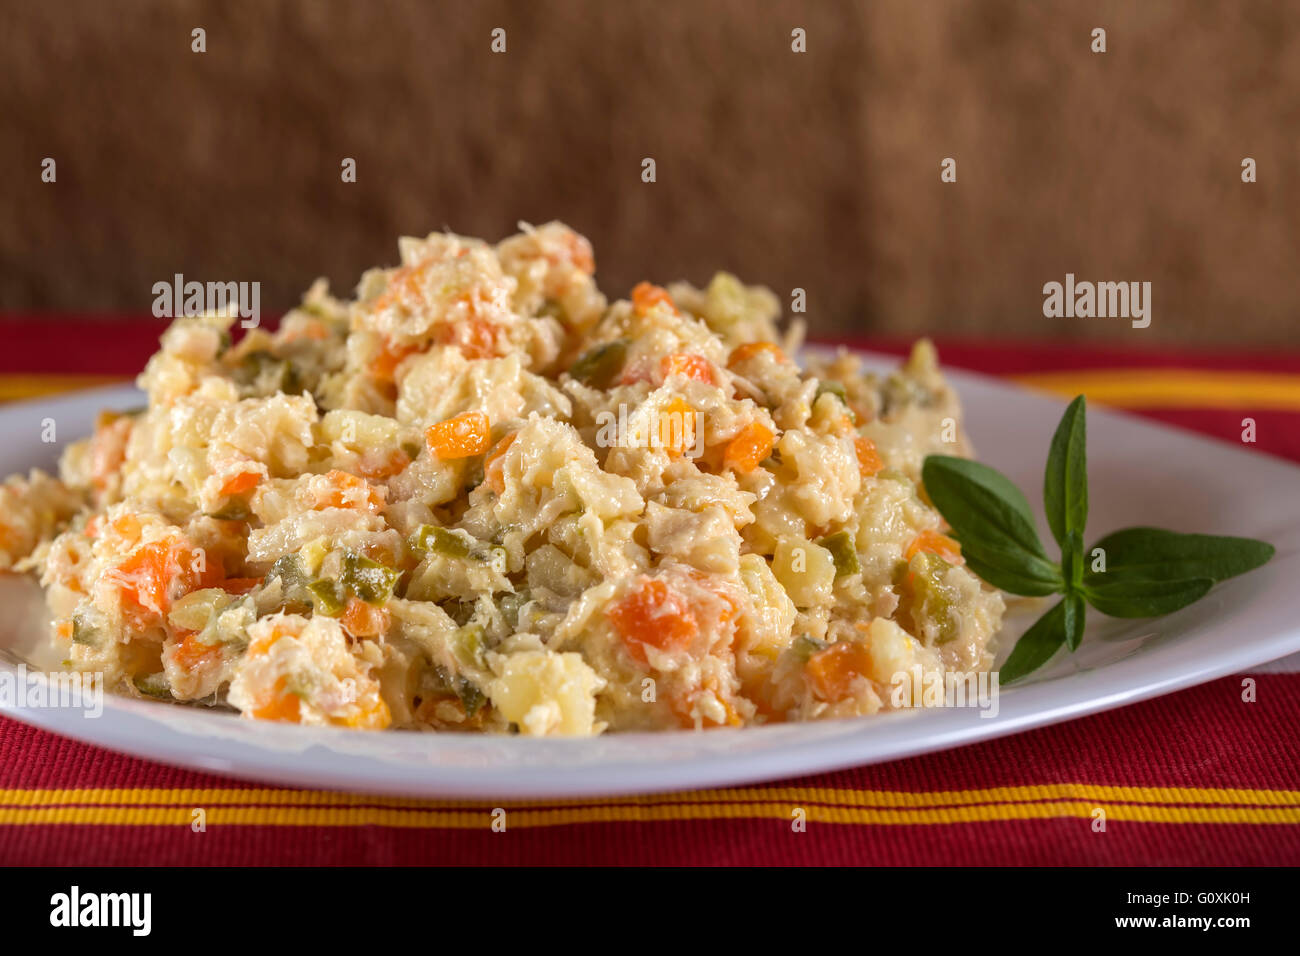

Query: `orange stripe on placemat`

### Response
(2, 803, 1298, 828)
(1009, 369, 1300, 410)
(0, 374, 126, 401)
(1, 785, 1297, 828)
(3, 369, 1300, 410)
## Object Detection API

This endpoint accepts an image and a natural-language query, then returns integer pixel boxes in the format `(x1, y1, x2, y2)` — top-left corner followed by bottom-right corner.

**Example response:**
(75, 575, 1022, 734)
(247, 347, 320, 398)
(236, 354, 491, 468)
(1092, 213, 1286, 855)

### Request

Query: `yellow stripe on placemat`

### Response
(1009, 369, 1300, 410)
(0, 374, 126, 401)
(0, 802, 1297, 828)
(1, 784, 1297, 828)
(3, 370, 1299, 410)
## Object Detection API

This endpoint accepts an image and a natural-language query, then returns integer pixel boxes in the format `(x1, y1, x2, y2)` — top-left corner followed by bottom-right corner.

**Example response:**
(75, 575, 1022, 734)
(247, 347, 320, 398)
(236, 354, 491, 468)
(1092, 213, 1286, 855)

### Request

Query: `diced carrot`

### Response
(251, 675, 302, 723)
(425, 411, 491, 459)
(726, 341, 786, 367)
(111, 514, 142, 541)
(631, 281, 679, 317)
(219, 471, 261, 496)
(564, 232, 596, 275)
(179, 545, 225, 593)
(806, 640, 874, 701)
(89, 415, 132, 492)
(113, 541, 176, 625)
(371, 337, 420, 382)
(338, 695, 392, 730)
(687, 569, 740, 626)
(617, 359, 655, 386)
(723, 422, 775, 473)
(537, 227, 597, 275)
(656, 398, 697, 459)
(660, 353, 714, 384)
(740, 675, 786, 722)
(607, 578, 698, 667)
(905, 529, 965, 566)
(113, 536, 224, 630)
(435, 313, 499, 359)
(0, 519, 17, 554)
(222, 577, 264, 595)
(55, 619, 73, 642)
(284, 318, 328, 342)
(484, 432, 516, 495)
(171, 629, 221, 672)
(355, 448, 411, 480)
(370, 257, 434, 316)
(318, 470, 384, 511)
(247, 625, 291, 658)
(341, 596, 391, 638)
(671, 678, 743, 729)
(854, 435, 884, 478)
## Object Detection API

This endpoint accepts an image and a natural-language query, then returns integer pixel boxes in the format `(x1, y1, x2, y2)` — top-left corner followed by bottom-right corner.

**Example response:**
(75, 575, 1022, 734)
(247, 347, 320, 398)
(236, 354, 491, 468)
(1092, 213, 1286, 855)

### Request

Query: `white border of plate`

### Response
(2, 353, 1297, 797)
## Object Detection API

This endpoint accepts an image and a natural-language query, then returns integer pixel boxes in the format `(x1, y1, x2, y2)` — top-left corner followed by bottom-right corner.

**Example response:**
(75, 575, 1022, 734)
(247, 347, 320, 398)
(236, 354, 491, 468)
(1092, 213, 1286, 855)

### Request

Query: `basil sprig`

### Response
(922, 396, 1274, 682)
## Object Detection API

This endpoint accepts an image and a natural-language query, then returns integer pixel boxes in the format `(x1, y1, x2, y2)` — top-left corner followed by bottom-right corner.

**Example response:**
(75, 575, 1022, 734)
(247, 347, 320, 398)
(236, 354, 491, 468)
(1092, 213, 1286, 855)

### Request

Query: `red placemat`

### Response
(2, 318, 1298, 866)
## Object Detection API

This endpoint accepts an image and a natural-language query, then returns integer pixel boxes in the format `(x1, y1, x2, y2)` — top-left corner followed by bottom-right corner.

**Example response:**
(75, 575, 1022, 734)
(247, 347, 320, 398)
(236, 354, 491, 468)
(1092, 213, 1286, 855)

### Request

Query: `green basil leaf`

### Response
(1063, 590, 1086, 651)
(952, 535, 1064, 596)
(1043, 395, 1088, 549)
(999, 600, 1068, 683)
(1081, 576, 1213, 618)
(1060, 529, 1084, 590)
(922, 456, 1049, 559)
(1084, 527, 1275, 585)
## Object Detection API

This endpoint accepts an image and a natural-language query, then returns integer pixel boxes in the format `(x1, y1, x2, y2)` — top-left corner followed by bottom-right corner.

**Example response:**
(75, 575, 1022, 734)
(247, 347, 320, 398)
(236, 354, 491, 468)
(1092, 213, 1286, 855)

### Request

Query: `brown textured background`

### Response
(3, 0, 1297, 345)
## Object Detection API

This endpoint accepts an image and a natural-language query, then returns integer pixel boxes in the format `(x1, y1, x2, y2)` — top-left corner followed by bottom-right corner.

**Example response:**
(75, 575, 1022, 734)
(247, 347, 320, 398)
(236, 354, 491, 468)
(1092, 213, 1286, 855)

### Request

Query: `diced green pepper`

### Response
(455, 677, 485, 716)
(206, 501, 251, 521)
(497, 590, 529, 630)
(307, 579, 346, 616)
(897, 550, 960, 644)
(342, 552, 401, 604)
(410, 525, 470, 558)
(451, 625, 486, 671)
(791, 634, 829, 663)
(816, 380, 848, 404)
(240, 351, 300, 393)
(71, 613, 99, 647)
(268, 553, 314, 608)
(134, 673, 173, 700)
(817, 530, 860, 577)
(269, 553, 306, 589)
(816, 381, 856, 422)
(569, 339, 628, 389)
(425, 664, 485, 717)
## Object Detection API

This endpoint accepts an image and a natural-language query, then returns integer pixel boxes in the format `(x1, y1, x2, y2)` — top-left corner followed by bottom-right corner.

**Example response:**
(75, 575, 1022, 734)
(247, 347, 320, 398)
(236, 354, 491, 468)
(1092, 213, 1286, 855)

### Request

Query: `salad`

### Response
(0, 222, 1004, 734)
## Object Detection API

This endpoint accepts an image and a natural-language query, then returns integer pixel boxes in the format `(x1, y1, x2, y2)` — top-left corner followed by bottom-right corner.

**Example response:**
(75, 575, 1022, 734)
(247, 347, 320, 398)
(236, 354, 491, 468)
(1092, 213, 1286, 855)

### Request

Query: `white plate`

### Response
(2, 356, 1298, 798)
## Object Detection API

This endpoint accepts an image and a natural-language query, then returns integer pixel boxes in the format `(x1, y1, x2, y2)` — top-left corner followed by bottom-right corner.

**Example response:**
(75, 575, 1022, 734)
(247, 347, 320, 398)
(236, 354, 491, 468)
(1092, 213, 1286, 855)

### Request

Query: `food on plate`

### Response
(0, 222, 1005, 734)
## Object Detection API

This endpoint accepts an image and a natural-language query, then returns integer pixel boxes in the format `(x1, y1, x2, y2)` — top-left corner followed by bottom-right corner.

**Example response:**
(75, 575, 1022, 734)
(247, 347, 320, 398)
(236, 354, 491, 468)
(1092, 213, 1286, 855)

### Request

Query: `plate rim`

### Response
(1, 356, 1298, 798)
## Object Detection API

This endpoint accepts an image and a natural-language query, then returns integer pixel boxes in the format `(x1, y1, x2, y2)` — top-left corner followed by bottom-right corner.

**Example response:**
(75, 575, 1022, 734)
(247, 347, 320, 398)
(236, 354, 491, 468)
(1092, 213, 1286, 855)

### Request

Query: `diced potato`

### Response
(772, 535, 836, 608)
(487, 650, 605, 736)
(737, 553, 796, 658)
(864, 617, 940, 686)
